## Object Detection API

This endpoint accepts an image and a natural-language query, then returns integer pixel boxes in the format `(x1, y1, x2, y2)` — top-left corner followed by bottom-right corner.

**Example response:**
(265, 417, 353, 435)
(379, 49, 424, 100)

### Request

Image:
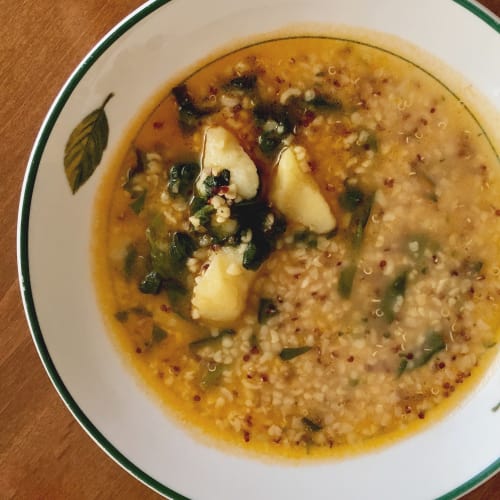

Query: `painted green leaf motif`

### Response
(64, 93, 113, 193)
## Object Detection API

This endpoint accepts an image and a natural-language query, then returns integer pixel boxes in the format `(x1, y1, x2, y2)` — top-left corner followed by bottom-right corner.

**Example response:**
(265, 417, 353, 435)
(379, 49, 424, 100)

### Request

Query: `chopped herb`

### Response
(381, 271, 408, 323)
(129, 190, 147, 214)
(172, 83, 213, 131)
(415, 331, 446, 367)
(258, 298, 279, 324)
(169, 232, 196, 264)
(258, 130, 283, 155)
(250, 333, 259, 349)
(200, 363, 225, 389)
(225, 74, 257, 90)
(397, 358, 408, 377)
(492, 402, 500, 412)
(139, 271, 162, 295)
(189, 329, 236, 351)
(397, 331, 446, 376)
(151, 324, 168, 344)
(189, 196, 206, 215)
(279, 346, 312, 361)
(242, 235, 272, 271)
(122, 148, 146, 192)
(168, 162, 200, 198)
(114, 310, 129, 322)
(338, 186, 365, 212)
(308, 95, 343, 111)
(202, 169, 231, 197)
(338, 264, 357, 299)
(302, 417, 323, 432)
(293, 230, 318, 248)
(193, 205, 215, 226)
(123, 244, 138, 278)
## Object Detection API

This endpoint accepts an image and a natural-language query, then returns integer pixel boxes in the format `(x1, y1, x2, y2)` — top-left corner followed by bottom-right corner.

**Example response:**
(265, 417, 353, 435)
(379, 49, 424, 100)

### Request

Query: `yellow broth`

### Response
(94, 37, 500, 458)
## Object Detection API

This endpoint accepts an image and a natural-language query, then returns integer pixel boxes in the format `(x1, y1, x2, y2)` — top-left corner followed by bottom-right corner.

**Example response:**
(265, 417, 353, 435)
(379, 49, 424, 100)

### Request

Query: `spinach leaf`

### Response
(151, 324, 168, 344)
(308, 95, 342, 112)
(168, 162, 200, 198)
(258, 298, 279, 324)
(189, 329, 236, 352)
(242, 236, 272, 271)
(397, 331, 445, 375)
(172, 84, 213, 131)
(129, 190, 147, 214)
(202, 169, 230, 197)
(302, 417, 323, 432)
(338, 186, 365, 212)
(225, 74, 257, 90)
(123, 244, 138, 278)
(381, 271, 408, 323)
(338, 264, 357, 299)
(139, 271, 162, 295)
(200, 363, 225, 389)
(279, 346, 311, 361)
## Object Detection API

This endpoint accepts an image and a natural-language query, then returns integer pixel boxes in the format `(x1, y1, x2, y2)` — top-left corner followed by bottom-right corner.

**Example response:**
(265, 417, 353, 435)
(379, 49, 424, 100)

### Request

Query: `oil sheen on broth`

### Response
(96, 37, 500, 457)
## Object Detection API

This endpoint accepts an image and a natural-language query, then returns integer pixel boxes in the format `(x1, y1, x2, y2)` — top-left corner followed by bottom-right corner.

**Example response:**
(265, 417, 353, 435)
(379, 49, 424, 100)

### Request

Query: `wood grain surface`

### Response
(1, 1, 498, 499)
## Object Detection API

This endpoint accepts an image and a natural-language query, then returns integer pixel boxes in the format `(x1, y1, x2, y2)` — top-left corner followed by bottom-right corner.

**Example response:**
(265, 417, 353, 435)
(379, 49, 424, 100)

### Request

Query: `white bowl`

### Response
(17, 1, 500, 498)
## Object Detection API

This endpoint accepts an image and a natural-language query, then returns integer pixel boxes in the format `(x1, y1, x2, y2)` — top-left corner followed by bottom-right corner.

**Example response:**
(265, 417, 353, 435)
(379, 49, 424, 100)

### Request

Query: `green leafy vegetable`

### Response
(397, 331, 446, 376)
(169, 232, 196, 264)
(193, 205, 215, 226)
(279, 346, 312, 361)
(293, 230, 318, 248)
(338, 264, 357, 299)
(64, 93, 113, 193)
(308, 95, 343, 112)
(258, 131, 283, 155)
(225, 74, 257, 90)
(172, 84, 213, 131)
(139, 271, 162, 295)
(151, 324, 168, 344)
(302, 417, 323, 432)
(202, 169, 231, 197)
(168, 162, 200, 198)
(258, 298, 279, 324)
(200, 363, 225, 389)
(242, 236, 272, 271)
(338, 186, 365, 212)
(114, 311, 129, 322)
(129, 190, 147, 214)
(123, 149, 146, 192)
(124, 244, 138, 278)
(189, 329, 236, 351)
(381, 271, 408, 323)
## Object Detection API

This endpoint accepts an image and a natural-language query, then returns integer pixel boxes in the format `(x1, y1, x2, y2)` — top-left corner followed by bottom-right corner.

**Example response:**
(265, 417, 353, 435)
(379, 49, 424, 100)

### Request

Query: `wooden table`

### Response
(1, 1, 499, 498)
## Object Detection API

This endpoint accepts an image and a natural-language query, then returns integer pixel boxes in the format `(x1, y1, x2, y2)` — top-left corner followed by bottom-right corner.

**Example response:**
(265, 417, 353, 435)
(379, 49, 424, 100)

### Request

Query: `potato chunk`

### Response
(199, 126, 259, 199)
(269, 147, 336, 233)
(191, 247, 255, 323)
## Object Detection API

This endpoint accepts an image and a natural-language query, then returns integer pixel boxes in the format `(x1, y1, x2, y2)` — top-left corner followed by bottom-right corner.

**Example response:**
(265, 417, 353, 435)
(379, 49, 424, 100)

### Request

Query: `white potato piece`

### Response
(199, 126, 259, 199)
(270, 147, 336, 233)
(191, 247, 255, 323)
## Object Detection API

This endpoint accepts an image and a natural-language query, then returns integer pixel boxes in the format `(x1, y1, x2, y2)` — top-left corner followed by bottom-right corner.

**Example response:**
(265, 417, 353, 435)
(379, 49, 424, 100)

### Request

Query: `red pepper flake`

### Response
(384, 178, 394, 188)
(276, 76, 284, 84)
(406, 353, 414, 360)
(347, 355, 354, 363)
(243, 354, 250, 362)
(245, 415, 253, 427)
(260, 373, 269, 383)
(218, 185, 229, 194)
(135, 347, 142, 354)
(443, 381, 451, 389)
(171, 365, 181, 374)
(246, 373, 253, 379)
(404, 405, 412, 414)
(418, 411, 426, 419)
(232, 103, 242, 113)
(243, 430, 251, 442)
(273, 438, 282, 444)
(495, 209, 500, 216)
(430, 107, 436, 114)
(153, 121, 164, 129)
(416, 153, 424, 162)
(333, 79, 341, 87)
(193, 394, 201, 402)
(160, 304, 170, 312)
(250, 345, 260, 355)
(379, 260, 387, 269)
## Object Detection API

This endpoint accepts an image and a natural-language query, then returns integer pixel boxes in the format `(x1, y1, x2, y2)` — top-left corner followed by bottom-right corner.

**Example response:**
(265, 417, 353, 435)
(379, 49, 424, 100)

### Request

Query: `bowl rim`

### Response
(16, 0, 500, 498)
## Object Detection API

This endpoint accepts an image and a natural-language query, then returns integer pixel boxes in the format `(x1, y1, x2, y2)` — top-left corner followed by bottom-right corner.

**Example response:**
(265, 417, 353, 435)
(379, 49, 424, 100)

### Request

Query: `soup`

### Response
(95, 37, 500, 457)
